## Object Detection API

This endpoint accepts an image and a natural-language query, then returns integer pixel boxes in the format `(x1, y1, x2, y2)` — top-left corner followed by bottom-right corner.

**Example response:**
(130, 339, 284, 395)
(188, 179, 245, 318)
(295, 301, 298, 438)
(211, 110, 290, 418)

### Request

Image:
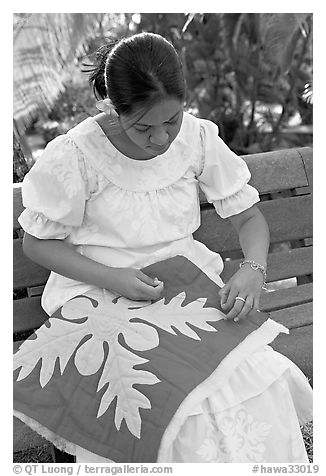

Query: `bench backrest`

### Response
(13, 147, 312, 326)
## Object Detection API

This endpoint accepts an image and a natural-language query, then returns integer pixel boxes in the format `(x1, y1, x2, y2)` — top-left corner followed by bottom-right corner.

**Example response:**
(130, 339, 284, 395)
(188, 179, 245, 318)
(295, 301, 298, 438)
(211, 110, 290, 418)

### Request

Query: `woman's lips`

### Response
(149, 143, 169, 152)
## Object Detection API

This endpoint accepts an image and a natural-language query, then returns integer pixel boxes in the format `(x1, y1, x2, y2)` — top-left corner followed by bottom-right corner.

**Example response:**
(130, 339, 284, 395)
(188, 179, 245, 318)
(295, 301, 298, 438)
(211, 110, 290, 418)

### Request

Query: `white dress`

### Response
(16, 112, 312, 463)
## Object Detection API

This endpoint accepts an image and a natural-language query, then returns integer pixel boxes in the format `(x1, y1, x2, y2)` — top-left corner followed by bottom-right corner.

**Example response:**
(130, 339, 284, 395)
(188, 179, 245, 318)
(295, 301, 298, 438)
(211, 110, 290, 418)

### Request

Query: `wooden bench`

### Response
(13, 146, 313, 460)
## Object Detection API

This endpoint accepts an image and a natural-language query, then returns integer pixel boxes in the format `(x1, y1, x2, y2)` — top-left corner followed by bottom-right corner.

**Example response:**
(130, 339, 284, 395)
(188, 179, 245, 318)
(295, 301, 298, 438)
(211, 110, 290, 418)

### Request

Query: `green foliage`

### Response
(135, 13, 312, 153)
(13, 13, 313, 181)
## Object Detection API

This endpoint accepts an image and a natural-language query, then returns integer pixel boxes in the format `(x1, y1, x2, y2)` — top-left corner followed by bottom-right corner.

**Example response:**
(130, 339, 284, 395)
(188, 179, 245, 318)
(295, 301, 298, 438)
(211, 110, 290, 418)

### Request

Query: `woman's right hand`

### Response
(110, 268, 164, 301)
(22, 234, 164, 302)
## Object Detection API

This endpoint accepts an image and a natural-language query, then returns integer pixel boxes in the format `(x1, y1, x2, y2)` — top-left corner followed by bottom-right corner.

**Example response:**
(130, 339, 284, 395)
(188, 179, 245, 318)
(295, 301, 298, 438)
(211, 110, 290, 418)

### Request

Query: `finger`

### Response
(137, 271, 157, 287)
(234, 297, 253, 321)
(224, 286, 239, 312)
(253, 295, 260, 312)
(219, 284, 230, 308)
(224, 298, 245, 320)
(153, 277, 164, 287)
(152, 281, 164, 300)
(138, 280, 164, 300)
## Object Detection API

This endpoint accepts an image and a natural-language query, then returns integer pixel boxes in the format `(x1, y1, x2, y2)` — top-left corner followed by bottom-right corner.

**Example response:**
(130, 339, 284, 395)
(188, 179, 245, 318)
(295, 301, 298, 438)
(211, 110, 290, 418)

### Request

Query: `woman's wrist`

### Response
(95, 265, 124, 293)
(239, 259, 267, 290)
(240, 259, 266, 277)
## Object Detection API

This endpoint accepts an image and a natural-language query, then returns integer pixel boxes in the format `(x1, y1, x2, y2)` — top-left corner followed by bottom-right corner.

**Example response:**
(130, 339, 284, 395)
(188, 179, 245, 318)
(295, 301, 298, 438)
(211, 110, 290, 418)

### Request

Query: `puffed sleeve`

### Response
(18, 135, 90, 239)
(197, 118, 260, 218)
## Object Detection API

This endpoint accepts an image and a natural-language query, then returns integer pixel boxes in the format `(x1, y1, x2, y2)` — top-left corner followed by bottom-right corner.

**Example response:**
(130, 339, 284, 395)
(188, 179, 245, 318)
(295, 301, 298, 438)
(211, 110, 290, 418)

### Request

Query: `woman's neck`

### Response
(93, 113, 156, 160)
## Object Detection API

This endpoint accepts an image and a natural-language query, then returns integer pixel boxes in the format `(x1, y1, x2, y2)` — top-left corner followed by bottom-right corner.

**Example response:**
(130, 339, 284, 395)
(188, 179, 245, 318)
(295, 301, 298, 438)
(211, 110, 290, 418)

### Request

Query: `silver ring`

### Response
(235, 296, 246, 303)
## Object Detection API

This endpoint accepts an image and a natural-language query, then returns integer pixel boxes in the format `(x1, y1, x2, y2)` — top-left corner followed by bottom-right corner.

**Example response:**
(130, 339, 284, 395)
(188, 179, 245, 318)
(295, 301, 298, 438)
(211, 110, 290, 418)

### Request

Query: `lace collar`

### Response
(67, 112, 200, 192)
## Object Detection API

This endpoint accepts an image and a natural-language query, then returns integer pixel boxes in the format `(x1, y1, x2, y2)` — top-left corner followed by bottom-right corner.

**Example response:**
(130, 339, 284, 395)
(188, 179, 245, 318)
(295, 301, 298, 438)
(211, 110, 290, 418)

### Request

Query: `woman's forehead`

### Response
(125, 98, 183, 126)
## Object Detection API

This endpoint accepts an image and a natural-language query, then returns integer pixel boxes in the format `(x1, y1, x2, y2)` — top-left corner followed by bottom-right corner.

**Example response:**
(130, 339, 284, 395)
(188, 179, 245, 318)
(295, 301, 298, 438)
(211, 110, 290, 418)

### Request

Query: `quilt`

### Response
(13, 255, 288, 462)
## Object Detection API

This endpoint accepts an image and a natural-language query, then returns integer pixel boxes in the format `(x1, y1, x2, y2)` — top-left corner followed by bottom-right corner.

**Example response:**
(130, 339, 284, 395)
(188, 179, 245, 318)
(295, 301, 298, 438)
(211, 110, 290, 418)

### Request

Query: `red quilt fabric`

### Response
(14, 256, 283, 462)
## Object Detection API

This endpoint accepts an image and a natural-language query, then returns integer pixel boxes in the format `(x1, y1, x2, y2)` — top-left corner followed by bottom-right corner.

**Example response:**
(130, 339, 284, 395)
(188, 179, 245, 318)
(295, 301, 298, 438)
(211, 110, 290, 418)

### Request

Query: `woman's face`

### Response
(119, 98, 184, 157)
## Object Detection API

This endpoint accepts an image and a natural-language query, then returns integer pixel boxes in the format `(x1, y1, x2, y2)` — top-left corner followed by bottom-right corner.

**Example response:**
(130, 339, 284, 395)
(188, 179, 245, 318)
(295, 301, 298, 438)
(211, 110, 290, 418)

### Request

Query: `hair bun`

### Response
(82, 41, 118, 99)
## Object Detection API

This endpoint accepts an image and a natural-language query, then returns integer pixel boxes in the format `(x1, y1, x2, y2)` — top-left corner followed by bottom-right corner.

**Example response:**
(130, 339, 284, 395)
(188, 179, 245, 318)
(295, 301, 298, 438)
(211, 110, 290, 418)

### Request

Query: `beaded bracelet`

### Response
(240, 260, 268, 290)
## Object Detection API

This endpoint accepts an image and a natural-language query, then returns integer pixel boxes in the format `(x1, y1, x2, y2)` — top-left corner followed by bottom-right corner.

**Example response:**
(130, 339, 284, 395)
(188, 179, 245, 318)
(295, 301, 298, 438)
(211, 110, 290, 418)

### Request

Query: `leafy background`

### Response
(13, 13, 312, 183)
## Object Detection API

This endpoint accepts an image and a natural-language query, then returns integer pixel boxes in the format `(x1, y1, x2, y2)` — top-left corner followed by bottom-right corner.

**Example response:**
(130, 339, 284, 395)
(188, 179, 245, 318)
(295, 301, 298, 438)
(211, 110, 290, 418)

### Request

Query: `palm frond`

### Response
(259, 13, 311, 74)
(13, 13, 105, 133)
(302, 82, 313, 104)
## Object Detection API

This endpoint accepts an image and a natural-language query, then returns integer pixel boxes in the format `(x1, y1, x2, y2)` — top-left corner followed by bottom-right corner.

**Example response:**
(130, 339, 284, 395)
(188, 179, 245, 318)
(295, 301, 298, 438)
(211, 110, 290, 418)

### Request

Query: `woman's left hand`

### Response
(218, 266, 264, 321)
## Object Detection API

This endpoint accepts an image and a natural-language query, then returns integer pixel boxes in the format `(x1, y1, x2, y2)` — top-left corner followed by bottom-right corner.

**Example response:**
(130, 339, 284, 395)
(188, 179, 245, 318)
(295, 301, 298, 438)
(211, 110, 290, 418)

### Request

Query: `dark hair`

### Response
(86, 32, 186, 116)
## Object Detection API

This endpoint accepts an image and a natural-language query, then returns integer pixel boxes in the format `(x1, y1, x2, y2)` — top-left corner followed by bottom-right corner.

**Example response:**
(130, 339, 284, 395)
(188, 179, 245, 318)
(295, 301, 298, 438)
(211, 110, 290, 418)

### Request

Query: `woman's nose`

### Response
(149, 127, 169, 146)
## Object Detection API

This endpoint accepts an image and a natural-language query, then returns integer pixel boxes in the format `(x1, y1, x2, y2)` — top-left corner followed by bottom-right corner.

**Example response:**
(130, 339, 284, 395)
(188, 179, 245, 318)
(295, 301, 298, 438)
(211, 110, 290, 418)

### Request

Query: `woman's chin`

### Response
(148, 143, 170, 155)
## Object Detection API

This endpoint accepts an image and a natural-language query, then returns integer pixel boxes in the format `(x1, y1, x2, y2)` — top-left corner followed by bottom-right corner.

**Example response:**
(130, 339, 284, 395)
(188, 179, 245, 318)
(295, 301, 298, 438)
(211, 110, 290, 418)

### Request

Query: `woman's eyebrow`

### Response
(136, 110, 181, 126)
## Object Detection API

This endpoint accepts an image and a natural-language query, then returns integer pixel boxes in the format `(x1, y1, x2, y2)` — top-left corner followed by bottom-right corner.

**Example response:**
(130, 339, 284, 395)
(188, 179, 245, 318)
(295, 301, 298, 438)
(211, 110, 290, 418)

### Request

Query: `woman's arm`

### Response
(229, 204, 270, 267)
(23, 233, 163, 301)
(218, 205, 270, 320)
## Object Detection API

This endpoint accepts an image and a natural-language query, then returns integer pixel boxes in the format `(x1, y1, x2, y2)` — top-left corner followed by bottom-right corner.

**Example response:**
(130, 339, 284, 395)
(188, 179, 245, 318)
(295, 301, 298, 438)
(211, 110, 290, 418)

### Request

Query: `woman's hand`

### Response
(220, 204, 269, 321)
(109, 268, 164, 301)
(218, 266, 264, 321)
(22, 234, 164, 301)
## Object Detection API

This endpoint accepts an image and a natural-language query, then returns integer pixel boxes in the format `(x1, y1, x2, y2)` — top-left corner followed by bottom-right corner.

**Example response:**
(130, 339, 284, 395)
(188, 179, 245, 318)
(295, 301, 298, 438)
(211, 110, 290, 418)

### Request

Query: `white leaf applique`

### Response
(14, 291, 224, 439)
(96, 340, 159, 438)
(14, 317, 88, 387)
(133, 292, 225, 339)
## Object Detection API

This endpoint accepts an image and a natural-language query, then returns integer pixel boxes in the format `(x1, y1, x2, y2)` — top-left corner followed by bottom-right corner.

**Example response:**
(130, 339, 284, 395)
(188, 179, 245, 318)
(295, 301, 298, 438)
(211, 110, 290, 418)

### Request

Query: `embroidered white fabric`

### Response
(18, 112, 259, 315)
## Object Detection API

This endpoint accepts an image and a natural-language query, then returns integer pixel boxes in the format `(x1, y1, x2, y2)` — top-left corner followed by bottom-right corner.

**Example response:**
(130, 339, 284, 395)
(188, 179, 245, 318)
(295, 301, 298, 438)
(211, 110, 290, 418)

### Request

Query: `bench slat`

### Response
(195, 195, 312, 253)
(14, 239, 50, 290)
(13, 184, 25, 233)
(13, 296, 49, 334)
(198, 147, 312, 204)
(262, 195, 312, 243)
(259, 283, 312, 312)
(199, 148, 311, 204)
(298, 147, 313, 194)
(222, 246, 313, 283)
(268, 302, 312, 329)
(270, 325, 312, 384)
(241, 148, 310, 194)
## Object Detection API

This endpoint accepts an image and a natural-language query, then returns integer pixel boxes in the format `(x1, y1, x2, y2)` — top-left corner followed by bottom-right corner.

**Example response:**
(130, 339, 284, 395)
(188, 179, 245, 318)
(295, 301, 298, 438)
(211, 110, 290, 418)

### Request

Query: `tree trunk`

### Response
(13, 123, 30, 183)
